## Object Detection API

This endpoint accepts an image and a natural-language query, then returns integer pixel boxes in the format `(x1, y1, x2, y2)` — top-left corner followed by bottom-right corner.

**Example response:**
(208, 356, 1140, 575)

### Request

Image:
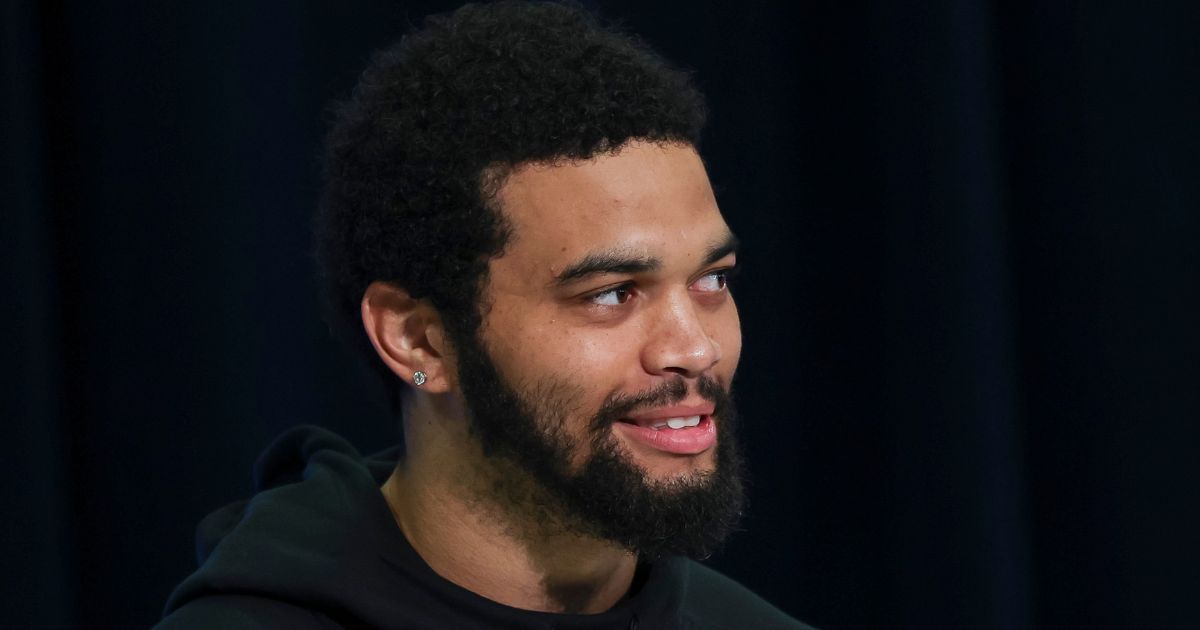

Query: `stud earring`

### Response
(412, 370, 427, 386)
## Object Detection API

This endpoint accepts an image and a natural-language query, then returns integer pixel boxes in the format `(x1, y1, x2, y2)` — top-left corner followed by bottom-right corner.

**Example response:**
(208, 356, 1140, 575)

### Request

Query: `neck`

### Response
(380, 393, 638, 614)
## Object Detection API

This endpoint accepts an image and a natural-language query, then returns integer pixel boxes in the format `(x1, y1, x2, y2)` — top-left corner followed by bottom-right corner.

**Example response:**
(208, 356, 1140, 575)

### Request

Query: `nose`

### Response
(641, 291, 722, 378)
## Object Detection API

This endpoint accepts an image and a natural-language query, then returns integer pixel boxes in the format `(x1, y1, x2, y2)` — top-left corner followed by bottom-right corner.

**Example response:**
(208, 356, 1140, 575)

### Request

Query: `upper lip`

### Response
(621, 403, 715, 424)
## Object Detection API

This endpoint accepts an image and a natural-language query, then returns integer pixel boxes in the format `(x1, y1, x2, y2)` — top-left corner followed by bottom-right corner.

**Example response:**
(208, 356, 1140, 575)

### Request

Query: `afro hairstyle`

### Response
(315, 0, 708, 404)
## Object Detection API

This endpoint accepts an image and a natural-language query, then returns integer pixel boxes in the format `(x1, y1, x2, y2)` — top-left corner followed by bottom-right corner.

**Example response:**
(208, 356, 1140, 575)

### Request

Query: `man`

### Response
(159, 2, 808, 628)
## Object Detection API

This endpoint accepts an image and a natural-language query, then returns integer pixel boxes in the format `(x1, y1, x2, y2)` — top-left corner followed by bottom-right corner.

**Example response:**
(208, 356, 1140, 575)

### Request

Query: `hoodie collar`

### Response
(166, 426, 688, 629)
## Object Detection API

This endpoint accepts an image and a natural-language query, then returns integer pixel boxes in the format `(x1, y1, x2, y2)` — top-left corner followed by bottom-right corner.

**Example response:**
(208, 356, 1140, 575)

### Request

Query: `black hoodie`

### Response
(157, 426, 808, 629)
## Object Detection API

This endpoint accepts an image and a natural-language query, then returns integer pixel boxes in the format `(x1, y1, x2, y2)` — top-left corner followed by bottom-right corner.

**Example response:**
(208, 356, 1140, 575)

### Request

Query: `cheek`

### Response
(552, 329, 635, 385)
(492, 319, 631, 396)
(540, 329, 643, 429)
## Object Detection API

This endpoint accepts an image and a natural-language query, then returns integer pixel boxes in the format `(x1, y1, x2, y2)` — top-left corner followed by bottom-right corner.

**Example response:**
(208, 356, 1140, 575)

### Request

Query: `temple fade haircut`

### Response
(315, 1, 708, 401)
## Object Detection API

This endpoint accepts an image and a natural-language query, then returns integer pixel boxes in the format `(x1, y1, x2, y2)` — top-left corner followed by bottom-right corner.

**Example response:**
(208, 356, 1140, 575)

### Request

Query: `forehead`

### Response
(492, 141, 727, 278)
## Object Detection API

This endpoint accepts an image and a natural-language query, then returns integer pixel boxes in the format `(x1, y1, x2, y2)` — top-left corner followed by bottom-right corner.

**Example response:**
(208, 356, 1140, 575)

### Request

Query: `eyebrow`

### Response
(551, 231, 740, 288)
(552, 250, 662, 287)
(702, 232, 740, 267)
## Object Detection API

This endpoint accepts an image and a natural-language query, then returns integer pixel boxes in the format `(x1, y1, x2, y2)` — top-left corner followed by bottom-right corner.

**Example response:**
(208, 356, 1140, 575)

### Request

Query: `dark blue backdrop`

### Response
(5, 1, 1198, 628)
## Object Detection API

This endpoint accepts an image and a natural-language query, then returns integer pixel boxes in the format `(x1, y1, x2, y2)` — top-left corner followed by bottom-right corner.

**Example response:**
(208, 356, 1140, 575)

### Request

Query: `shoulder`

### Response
(678, 560, 817, 630)
(154, 595, 340, 630)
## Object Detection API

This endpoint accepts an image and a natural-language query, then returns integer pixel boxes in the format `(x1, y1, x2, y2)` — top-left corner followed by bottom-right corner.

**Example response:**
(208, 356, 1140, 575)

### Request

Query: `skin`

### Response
(362, 140, 742, 613)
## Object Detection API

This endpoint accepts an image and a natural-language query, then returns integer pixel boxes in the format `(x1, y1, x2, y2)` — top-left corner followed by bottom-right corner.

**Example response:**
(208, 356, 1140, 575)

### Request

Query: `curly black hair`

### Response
(315, 0, 708, 404)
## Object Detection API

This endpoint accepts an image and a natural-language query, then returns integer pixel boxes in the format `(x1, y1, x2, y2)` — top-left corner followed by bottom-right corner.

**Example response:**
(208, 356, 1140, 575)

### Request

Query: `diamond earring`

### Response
(412, 370, 427, 386)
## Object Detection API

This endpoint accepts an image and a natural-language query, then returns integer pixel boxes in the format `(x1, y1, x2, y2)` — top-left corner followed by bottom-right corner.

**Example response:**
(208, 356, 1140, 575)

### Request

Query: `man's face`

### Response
(452, 140, 745, 557)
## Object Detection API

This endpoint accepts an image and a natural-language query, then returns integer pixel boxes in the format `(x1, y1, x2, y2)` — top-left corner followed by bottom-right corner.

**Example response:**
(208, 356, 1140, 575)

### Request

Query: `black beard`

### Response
(450, 327, 746, 560)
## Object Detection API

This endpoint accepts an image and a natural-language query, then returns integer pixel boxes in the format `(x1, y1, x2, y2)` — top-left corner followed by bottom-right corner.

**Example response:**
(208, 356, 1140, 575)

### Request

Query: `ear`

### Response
(361, 281, 452, 394)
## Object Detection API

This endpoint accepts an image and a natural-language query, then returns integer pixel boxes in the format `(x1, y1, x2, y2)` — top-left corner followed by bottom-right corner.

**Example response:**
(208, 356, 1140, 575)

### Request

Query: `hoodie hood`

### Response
(162, 425, 689, 629)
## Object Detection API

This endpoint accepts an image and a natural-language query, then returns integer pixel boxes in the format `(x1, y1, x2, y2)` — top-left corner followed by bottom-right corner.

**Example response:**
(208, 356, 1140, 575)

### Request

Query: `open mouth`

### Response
(617, 415, 703, 431)
(612, 415, 717, 455)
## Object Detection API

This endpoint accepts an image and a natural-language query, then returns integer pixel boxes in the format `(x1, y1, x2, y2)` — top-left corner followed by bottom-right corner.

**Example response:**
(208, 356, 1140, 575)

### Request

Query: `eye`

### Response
(589, 284, 633, 306)
(692, 270, 730, 293)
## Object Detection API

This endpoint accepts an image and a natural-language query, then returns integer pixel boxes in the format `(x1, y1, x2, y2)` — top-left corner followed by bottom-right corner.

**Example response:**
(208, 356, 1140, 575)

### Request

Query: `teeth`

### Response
(652, 415, 702, 430)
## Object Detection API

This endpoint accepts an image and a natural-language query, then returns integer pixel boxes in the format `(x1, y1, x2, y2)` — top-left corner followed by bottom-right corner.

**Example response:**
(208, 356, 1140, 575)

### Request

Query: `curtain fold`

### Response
(6, 1, 1196, 628)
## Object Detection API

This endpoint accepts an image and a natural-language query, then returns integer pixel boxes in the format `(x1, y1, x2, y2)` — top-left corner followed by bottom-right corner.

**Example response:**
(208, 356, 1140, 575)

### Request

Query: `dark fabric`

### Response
(157, 426, 807, 630)
(7, 1, 1198, 629)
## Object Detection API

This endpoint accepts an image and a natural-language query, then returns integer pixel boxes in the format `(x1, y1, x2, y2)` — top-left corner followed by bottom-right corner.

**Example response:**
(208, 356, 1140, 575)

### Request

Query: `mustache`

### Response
(590, 376, 730, 432)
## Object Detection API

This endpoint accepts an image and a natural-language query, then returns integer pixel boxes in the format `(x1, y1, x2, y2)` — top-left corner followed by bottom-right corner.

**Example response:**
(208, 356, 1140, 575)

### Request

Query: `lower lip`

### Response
(611, 415, 717, 455)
